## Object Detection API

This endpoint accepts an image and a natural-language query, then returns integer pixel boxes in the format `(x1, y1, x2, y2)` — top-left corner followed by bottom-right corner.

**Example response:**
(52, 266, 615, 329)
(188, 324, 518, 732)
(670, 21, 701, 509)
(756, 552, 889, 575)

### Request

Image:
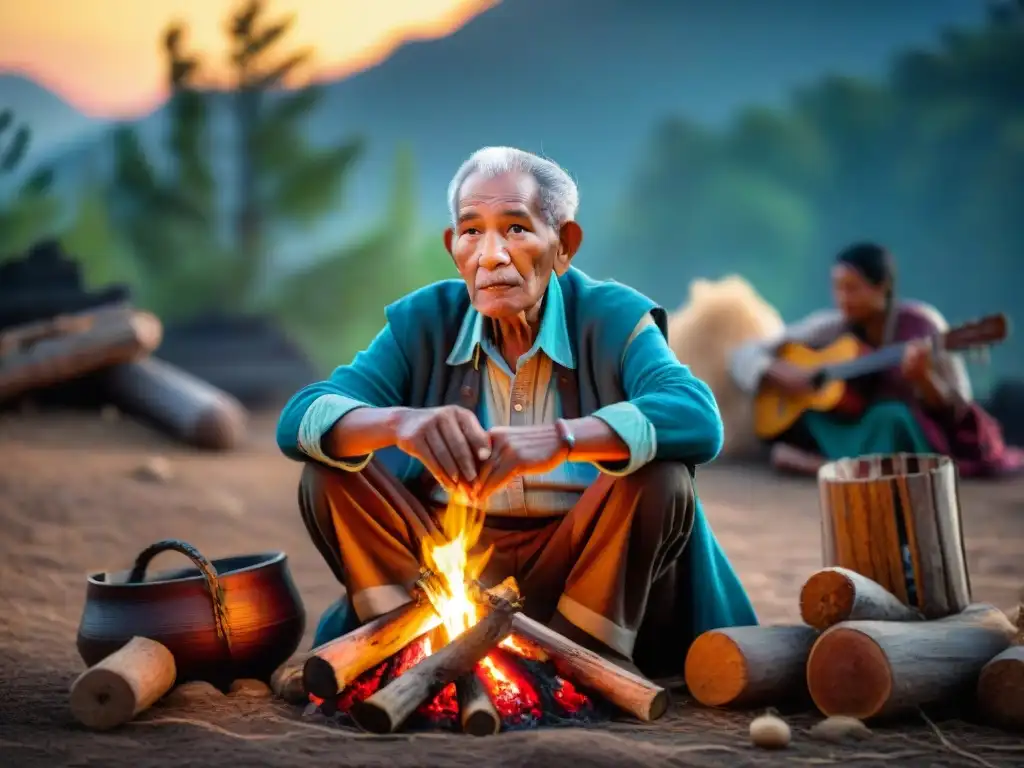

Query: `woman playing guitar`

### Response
(730, 242, 1021, 477)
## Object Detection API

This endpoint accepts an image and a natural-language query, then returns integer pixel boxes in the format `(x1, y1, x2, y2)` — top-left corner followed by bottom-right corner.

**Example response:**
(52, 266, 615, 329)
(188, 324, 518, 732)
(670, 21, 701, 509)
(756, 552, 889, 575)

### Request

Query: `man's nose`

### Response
(478, 233, 510, 269)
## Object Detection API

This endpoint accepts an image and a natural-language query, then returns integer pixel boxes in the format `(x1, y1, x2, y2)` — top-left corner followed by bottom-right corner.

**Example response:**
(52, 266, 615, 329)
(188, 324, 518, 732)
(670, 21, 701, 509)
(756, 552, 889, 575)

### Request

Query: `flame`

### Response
(420, 493, 493, 643)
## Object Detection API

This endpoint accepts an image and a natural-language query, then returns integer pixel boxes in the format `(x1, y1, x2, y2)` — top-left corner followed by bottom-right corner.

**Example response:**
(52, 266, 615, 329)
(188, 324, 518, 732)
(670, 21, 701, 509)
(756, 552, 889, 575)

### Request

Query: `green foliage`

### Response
(0, 108, 59, 257)
(611, 1, 1024, 383)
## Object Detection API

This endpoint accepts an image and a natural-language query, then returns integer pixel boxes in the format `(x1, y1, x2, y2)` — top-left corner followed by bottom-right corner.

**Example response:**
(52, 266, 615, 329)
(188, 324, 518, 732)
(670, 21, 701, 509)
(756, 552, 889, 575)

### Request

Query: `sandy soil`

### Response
(1, 410, 1022, 767)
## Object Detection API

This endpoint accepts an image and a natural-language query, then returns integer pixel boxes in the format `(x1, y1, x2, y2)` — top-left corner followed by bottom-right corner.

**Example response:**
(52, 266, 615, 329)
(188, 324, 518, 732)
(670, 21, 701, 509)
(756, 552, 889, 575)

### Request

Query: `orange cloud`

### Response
(0, 0, 497, 118)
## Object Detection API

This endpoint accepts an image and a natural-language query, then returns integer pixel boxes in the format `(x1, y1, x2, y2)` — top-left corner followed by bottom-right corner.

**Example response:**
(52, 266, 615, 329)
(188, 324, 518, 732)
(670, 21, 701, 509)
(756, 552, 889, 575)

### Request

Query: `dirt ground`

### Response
(1, 410, 1022, 767)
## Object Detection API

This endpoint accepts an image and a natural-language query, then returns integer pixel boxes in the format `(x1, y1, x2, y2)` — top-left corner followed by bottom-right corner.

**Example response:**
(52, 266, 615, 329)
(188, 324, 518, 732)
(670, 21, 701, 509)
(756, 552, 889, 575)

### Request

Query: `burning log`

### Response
(509, 613, 668, 722)
(304, 593, 442, 702)
(101, 358, 247, 451)
(0, 305, 162, 403)
(800, 567, 922, 630)
(684, 624, 818, 709)
(69, 636, 176, 731)
(456, 671, 501, 736)
(806, 603, 1016, 720)
(349, 592, 518, 733)
(305, 577, 520, 702)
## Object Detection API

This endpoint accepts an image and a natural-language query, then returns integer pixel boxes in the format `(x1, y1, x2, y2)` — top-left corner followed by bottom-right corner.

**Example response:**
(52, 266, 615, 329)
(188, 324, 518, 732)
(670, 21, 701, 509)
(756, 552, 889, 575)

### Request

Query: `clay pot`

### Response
(77, 539, 305, 687)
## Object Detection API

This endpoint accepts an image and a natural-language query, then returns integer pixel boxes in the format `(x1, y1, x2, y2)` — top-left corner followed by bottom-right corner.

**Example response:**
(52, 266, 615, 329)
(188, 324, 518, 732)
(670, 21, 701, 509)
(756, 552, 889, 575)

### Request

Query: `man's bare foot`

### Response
(548, 612, 645, 677)
(770, 443, 826, 476)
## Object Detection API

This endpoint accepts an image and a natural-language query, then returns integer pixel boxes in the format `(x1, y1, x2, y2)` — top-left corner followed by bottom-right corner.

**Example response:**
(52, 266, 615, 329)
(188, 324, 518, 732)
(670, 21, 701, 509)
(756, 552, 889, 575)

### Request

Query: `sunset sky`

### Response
(0, 0, 496, 118)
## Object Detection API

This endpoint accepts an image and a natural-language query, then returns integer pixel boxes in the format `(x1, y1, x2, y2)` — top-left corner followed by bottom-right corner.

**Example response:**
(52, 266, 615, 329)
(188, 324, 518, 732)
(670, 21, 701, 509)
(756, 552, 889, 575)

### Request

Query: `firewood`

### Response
(684, 624, 818, 709)
(800, 567, 922, 630)
(304, 594, 442, 701)
(456, 671, 501, 736)
(509, 613, 668, 722)
(818, 454, 971, 619)
(69, 637, 176, 731)
(102, 358, 247, 451)
(977, 645, 1024, 731)
(270, 653, 311, 705)
(806, 603, 1016, 720)
(349, 593, 518, 734)
(0, 305, 162, 403)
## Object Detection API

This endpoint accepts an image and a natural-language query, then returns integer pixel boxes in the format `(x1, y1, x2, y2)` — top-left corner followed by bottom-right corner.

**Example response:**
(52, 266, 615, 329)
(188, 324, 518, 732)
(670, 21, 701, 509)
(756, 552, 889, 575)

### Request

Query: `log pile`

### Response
(685, 453, 1022, 731)
(685, 566, 1018, 725)
(0, 241, 247, 450)
(296, 574, 669, 735)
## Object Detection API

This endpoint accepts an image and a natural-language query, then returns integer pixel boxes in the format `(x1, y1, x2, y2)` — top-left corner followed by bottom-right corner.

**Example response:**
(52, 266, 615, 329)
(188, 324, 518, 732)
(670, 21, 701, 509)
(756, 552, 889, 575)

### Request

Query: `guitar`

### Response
(753, 313, 1010, 440)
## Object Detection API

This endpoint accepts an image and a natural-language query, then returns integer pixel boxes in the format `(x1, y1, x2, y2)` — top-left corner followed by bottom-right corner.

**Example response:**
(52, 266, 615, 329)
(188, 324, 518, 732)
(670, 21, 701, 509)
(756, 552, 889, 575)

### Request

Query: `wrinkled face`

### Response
(831, 263, 888, 324)
(444, 171, 581, 320)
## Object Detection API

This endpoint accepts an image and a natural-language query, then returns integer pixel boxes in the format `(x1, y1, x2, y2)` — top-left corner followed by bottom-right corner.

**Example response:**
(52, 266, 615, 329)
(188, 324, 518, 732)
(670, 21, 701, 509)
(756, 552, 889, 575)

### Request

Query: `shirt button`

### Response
(513, 403, 524, 412)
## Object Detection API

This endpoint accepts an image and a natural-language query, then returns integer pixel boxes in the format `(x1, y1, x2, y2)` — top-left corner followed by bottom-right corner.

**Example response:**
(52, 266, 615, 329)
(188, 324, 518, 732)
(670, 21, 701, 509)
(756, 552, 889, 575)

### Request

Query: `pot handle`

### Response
(127, 539, 233, 657)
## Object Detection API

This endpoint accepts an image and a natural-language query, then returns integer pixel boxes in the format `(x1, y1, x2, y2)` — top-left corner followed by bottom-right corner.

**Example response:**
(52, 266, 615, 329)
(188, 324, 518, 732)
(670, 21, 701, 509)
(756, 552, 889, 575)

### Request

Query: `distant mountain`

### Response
(0, 0, 989, 270)
(0, 73, 104, 169)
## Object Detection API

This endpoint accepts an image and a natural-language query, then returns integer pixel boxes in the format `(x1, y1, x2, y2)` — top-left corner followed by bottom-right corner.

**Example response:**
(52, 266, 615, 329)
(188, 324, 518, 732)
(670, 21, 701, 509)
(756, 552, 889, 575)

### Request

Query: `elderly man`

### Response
(277, 147, 756, 676)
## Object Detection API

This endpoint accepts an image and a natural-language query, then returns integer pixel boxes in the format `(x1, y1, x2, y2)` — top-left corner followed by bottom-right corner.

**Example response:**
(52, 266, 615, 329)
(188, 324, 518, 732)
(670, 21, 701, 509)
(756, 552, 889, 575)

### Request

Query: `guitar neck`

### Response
(821, 342, 910, 382)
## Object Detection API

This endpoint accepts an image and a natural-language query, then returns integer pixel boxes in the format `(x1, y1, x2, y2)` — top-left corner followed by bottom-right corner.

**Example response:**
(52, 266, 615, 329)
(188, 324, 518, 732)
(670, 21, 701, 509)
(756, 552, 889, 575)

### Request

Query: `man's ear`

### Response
(554, 221, 583, 275)
(443, 227, 455, 263)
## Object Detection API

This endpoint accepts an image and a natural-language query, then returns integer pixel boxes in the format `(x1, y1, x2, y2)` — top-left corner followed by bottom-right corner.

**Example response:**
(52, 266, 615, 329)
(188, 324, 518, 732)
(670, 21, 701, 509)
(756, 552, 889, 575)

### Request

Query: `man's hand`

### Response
(766, 360, 818, 396)
(901, 339, 933, 383)
(472, 425, 568, 502)
(395, 406, 491, 491)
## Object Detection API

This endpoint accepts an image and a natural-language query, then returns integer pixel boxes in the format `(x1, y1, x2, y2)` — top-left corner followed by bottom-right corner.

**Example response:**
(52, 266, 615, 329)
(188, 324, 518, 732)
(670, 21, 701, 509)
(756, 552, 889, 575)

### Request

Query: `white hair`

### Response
(446, 146, 580, 228)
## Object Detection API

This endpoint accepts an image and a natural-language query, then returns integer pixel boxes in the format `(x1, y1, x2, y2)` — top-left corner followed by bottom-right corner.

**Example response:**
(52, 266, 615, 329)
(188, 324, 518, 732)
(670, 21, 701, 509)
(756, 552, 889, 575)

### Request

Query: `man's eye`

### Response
(463, 228, 480, 236)
(509, 224, 526, 234)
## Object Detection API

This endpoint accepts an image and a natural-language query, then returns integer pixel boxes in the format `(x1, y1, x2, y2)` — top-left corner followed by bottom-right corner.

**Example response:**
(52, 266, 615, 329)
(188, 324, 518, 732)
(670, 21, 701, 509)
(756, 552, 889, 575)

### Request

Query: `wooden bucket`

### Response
(817, 453, 971, 619)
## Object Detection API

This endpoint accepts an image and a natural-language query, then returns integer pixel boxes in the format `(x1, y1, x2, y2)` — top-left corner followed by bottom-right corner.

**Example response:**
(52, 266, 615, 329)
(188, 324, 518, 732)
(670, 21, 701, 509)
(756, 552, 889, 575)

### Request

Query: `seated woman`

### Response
(729, 242, 1023, 477)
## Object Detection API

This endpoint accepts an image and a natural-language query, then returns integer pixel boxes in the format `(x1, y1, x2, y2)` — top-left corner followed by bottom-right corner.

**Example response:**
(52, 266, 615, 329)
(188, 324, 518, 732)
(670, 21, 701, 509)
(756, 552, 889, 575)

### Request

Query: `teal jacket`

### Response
(278, 267, 757, 644)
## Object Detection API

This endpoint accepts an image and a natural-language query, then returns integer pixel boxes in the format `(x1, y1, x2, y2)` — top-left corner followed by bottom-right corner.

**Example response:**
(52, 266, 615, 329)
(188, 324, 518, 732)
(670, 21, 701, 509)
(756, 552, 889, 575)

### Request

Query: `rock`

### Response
(809, 716, 873, 743)
(163, 681, 225, 707)
(749, 713, 791, 749)
(133, 456, 174, 483)
(229, 679, 272, 698)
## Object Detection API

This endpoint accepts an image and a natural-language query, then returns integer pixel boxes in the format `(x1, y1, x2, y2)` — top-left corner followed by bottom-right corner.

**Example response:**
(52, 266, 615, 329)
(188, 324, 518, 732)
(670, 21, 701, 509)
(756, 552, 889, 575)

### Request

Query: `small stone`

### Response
(749, 713, 791, 749)
(229, 679, 272, 698)
(163, 680, 225, 707)
(133, 456, 174, 483)
(99, 404, 121, 423)
(809, 716, 873, 743)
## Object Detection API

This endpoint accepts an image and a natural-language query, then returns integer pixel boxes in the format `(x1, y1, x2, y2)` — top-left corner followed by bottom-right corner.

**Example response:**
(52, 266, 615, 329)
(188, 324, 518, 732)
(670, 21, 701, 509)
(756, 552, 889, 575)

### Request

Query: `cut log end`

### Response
(806, 628, 893, 719)
(800, 569, 858, 630)
(302, 656, 339, 702)
(192, 405, 247, 452)
(977, 646, 1024, 731)
(647, 689, 670, 721)
(69, 668, 140, 731)
(349, 700, 396, 734)
(683, 631, 748, 708)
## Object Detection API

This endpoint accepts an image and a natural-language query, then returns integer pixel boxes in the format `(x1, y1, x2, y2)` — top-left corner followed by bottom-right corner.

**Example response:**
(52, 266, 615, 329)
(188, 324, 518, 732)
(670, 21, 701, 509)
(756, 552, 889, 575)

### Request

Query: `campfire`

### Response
(300, 496, 669, 735)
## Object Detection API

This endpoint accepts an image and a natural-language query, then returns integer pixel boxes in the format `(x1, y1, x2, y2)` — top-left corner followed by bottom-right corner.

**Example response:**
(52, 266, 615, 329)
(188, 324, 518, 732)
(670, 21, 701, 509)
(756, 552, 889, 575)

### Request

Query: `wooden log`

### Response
(509, 612, 668, 722)
(800, 567, 923, 630)
(101, 357, 248, 451)
(684, 624, 818, 709)
(806, 603, 1016, 720)
(304, 593, 442, 702)
(270, 653, 312, 705)
(69, 636, 176, 731)
(349, 593, 517, 733)
(817, 453, 971, 619)
(0, 305, 162, 403)
(977, 645, 1024, 731)
(457, 671, 501, 736)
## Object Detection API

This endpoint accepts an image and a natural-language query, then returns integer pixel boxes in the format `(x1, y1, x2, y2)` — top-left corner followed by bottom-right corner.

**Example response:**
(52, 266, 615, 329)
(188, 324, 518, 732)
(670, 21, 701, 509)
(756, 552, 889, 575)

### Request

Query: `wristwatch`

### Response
(554, 418, 576, 459)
